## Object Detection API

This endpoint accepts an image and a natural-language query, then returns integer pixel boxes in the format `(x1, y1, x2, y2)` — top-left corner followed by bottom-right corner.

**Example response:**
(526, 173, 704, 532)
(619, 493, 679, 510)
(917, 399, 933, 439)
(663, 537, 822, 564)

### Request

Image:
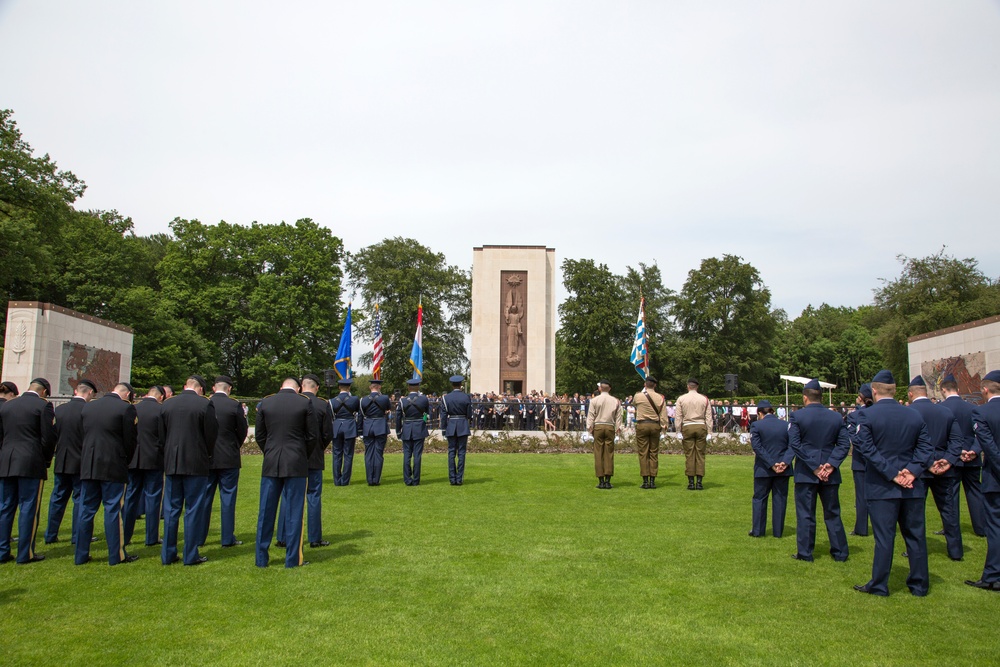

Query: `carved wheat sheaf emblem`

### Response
(10, 320, 29, 362)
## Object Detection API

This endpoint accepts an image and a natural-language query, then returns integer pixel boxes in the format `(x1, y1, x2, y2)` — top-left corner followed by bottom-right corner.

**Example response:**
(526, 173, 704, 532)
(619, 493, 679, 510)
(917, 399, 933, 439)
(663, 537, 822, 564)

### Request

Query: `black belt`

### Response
(404, 419, 424, 423)
(365, 416, 387, 420)
(637, 419, 658, 424)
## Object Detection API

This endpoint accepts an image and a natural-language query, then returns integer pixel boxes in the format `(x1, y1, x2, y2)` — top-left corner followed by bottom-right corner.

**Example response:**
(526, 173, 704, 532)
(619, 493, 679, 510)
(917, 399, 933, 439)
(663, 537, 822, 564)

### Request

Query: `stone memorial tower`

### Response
(470, 246, 555, 395)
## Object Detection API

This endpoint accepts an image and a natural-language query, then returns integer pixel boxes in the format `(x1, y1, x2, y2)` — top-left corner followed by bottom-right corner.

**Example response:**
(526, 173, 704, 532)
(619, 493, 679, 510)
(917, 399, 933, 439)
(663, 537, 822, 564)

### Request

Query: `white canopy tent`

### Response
(780, 375, 837, 407)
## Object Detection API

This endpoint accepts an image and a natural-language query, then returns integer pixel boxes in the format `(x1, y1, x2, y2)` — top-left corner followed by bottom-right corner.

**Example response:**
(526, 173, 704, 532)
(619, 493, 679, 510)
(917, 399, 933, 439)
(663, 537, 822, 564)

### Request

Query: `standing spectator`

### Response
(675, 378, 712, 490)
(666, 401, 676, 433)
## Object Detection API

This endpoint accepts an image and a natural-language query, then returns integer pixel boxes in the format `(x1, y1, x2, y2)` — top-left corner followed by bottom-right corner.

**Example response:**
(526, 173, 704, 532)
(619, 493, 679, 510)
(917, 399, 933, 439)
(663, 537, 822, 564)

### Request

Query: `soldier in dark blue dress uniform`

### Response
(330, 379, 361, 486)
(45, 378, 97, 545)
(361, 379, 392, 485)
(851, 370, 934, 597)
(966, 369, 1000, 592)
(748, 400, 793, 538)
(939, 373, 987, 538)
(441, 375, 472, 486)
(847, 383, 873, 536)
(396, 378, 429, 486)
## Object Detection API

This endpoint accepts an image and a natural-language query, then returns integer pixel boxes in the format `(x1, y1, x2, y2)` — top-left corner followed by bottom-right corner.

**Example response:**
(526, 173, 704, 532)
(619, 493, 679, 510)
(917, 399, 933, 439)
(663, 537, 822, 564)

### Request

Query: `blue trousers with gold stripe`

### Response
(256, 476, 306, 568)
(75, 480, 127, 565)
(0, 477, 44, 563)
(276, 470, 323, 545)
(45, 472, 81, 544)
(123, 469, 163, 547)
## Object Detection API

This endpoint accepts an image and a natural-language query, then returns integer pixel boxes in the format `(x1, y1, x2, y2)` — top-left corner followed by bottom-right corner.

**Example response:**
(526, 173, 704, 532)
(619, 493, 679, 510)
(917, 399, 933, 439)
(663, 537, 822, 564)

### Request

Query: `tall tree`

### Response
(0, 108, 85, 314)
(556, 259, 632, 394)
(347, 237, 470, 395)
(867, 249, 1000, 378)
(158, 217, 345, 395)
(774, 304, 881, 393)
(672, 255, 779, 395)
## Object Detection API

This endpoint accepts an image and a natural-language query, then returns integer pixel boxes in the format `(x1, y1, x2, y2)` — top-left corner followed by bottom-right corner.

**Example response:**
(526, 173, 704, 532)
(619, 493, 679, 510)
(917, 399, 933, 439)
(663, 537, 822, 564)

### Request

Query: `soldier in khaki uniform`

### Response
(676, 378, 713, 490)
(586, 380, 622, 489)
(632, 376, 668, 489)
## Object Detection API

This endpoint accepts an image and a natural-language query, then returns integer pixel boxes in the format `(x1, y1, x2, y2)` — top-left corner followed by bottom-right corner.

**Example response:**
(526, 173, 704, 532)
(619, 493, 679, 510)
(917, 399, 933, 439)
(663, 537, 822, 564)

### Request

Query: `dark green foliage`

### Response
(346, 237, 470, 395)
(672, 255, 779, 395)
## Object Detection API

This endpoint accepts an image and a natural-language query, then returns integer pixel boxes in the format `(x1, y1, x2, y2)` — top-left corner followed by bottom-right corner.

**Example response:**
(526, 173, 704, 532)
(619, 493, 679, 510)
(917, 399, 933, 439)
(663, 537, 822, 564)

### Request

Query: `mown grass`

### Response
(2, 453, 998, 666)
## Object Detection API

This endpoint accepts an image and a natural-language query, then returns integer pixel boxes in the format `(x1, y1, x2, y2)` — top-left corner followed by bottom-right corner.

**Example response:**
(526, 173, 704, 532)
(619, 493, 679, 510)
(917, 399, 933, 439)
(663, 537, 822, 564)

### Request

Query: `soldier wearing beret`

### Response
(396, 377, 429, 486)
(200, 375, 249, 547)
(0, 378, 56, 564)
(586, 380, 621, 489)
(851, 370, 933, 596)
(45, 378, 97, 545)
(123, 385, 166, 547)
(76, 382, 138, 565)
(966, 369, 1000, 592)
(788, 379, 851, 562)
(441, 375, 472, 486)
(0, 381, 18, 404)
(632, 376, 668, 489)
(749, 399, 793, 537)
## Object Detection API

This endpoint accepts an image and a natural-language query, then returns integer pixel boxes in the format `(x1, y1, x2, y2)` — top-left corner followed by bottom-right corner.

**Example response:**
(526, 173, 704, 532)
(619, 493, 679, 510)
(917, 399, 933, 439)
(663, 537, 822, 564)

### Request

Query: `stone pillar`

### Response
(470, 246, 555, 395)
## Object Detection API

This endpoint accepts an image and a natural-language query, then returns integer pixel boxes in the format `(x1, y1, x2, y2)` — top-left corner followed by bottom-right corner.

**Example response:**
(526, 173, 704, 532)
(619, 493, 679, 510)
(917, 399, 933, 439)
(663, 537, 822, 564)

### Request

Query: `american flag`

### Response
(372, 303, 384, 381)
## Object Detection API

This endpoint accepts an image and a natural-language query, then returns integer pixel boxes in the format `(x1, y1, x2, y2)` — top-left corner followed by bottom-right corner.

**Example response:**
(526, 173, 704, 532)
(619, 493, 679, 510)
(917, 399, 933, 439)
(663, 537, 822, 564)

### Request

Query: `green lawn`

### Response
(3, 453, 998, 666)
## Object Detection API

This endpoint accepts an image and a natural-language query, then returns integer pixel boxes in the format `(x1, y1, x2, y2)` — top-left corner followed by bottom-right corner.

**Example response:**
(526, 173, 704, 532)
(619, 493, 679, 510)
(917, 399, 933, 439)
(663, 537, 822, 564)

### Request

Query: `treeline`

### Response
(555, 251, 1000, 398)
(3, 109, 998, 399)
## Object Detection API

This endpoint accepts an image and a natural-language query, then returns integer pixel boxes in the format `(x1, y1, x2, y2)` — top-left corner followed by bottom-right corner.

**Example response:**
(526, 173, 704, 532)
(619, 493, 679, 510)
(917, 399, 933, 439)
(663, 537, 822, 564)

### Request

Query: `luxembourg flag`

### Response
(408, 299, 423, 381)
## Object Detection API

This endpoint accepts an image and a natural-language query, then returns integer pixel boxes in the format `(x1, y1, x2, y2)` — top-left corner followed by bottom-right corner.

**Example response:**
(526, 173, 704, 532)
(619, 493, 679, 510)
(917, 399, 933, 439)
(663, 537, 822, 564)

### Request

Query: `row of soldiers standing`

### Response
(0, 372, 473, 568)
(747, 370, 1000, 596)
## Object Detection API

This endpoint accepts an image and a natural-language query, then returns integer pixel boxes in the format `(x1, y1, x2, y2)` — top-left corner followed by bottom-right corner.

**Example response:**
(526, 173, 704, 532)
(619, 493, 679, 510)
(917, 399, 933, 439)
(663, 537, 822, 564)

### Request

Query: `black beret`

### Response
(0, 381, 18, 395)
(215, 375, 234, 386)
(30, 377, 51, 394)
(77, 378, 98, 392)
(301, 373, 321, 385)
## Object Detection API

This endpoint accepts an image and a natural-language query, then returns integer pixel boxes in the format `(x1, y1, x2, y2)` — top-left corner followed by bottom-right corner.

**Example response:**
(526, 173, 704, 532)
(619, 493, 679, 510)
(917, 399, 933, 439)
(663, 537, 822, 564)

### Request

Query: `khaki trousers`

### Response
(682, 423, 708, 477)
(635, 422, 660, 477)
(592, 424, 616, 477)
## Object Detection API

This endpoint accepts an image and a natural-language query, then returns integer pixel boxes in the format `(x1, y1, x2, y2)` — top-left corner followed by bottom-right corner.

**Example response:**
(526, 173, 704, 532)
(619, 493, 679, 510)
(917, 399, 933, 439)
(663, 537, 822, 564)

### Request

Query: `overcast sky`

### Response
(2, 0, 999, 320)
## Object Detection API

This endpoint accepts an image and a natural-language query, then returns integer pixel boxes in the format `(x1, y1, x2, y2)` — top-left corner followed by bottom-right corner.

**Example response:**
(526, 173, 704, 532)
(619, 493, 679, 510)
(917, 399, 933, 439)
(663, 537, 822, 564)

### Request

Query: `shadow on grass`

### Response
(0, 588, 27, 606)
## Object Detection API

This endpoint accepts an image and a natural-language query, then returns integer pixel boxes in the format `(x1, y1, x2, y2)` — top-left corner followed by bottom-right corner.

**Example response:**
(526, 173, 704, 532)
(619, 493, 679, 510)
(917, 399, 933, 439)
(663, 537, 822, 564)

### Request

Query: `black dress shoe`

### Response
(853, 584, 887, 596)
(91, 536, 99, 543)
(457, 481, 463, 486)
(44, 538, 59, 544)
(76, 556, 92, 565)
(300, 561, 311, 567)
(902, 552, 908, 557)
(185, 556, 208, 566)
(310, 540, 330, 548)
(275, 541, 287, 548)
(163, 556, 181, 565)
(221, 540, 243, 548)
(120, 555, 140, 564)
(748, 532, 763, 538)
(145, 540, 162, 546)
(950, 556, 963, 562)
(850, 531, 869, 537)
(0, 554, 14, 564)
(18, 554, 45, 564)
(965, 579, 1000, 591)
(790, 554, 813, 562)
